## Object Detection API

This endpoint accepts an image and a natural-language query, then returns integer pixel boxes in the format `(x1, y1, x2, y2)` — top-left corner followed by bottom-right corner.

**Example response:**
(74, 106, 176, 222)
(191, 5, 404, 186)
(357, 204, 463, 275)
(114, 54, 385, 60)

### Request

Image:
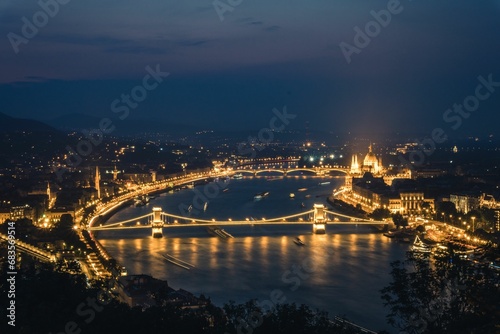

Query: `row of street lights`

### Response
(440, 212, 476, 232)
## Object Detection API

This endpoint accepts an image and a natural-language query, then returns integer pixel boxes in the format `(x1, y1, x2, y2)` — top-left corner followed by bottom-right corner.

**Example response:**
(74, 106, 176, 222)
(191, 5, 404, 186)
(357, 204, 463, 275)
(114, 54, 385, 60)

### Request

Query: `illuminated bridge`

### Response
(232, 166, 350, 176)
(0, 232, 57, 263)
(88, 204, 389, 238)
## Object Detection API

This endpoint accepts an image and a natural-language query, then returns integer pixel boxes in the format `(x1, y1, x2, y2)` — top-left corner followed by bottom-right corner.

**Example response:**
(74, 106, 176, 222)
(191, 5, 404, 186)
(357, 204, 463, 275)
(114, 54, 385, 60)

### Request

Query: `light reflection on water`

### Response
(97, 177, 407, 332)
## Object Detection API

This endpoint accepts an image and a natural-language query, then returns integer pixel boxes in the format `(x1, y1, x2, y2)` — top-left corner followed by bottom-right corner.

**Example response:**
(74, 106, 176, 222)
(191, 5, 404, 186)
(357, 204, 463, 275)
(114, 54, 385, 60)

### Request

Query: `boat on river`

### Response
(410, 235, 432, 253)
(293, 237, 305, 246)
(254, 191, 269, 201)
(207, 226, 233, 239)
(134, 195, 149, 207)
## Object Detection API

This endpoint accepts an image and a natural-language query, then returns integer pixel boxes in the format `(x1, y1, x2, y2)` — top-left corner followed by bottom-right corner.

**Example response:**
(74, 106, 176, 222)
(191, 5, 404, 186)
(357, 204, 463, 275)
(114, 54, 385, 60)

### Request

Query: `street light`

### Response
(471, 216, 476, 233)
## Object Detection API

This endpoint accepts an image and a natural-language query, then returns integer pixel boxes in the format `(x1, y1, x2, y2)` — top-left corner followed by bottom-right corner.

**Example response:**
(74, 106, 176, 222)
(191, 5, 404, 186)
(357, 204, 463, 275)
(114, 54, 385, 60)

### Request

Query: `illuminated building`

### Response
(350, 154, 360, 174)
(363, 144, 382, 174)
(95, 166, 101, 199)
(346, 173, 434, 215)
(351, 144, 383, 175)
(450, 193, 481, 214)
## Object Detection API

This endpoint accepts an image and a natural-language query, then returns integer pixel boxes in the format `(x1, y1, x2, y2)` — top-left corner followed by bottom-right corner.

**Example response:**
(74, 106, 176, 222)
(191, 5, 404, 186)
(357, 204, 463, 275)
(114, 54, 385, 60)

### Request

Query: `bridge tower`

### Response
(151, 207, 164, 238)
(312, 204, 326, 234)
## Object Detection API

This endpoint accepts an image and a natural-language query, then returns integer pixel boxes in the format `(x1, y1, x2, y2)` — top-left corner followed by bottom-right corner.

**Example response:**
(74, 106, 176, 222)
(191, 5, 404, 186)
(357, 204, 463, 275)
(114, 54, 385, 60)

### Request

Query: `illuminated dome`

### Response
(363, 144, 381, 173)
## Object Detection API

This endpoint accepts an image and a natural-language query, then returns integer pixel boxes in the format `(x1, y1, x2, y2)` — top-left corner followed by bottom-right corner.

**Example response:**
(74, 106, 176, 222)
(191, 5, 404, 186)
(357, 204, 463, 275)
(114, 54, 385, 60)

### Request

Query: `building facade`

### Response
(348, 173, 434, 215)
(450, 193, 481, 214)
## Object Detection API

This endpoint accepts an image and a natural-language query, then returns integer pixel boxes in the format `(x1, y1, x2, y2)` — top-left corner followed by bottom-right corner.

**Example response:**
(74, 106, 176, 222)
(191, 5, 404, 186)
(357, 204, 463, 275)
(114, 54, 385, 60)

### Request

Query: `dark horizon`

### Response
(1, 1, 500, 136)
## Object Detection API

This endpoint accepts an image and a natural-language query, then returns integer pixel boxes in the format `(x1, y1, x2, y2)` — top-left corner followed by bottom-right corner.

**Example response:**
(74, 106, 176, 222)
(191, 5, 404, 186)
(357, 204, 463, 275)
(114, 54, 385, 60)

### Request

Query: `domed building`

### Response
(351, 144, 383, 175)
(363, 144, 382, 174)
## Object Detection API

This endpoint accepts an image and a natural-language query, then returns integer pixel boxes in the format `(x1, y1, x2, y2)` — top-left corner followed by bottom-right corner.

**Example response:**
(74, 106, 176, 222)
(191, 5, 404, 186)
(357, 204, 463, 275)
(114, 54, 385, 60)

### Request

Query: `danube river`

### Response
(97, 175, 408, 332)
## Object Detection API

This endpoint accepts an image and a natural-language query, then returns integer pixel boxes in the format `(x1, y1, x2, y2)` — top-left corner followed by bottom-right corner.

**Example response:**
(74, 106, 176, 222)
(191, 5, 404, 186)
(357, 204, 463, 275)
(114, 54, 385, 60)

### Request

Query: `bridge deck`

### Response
(89, 220, 388, 231)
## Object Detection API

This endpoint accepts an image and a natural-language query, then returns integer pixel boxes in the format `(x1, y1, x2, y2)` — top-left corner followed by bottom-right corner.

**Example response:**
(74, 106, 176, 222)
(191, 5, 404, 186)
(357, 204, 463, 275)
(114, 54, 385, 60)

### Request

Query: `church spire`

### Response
(351, 154, 359, 174)
(113, 165, 118, 181)
(95, 166, 100, 199)
(46, 182, 51, 208)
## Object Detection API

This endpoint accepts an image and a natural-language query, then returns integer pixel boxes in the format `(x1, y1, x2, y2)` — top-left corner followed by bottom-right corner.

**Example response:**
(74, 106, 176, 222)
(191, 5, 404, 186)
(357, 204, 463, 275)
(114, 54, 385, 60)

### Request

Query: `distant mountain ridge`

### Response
(0, 112, 60, 133)
(45, 113, 200, 135)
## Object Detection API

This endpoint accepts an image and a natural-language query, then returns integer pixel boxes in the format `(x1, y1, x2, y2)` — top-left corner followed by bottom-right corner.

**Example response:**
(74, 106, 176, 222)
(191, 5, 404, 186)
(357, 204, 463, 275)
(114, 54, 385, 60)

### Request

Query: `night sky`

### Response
(1, 0, 499, 136)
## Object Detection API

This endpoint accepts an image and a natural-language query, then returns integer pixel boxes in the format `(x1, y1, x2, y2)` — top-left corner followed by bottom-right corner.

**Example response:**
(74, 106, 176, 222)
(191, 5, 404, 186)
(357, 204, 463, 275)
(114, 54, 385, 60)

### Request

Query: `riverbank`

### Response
(326, 195, 390, 233)
(326, 195, 366, 218)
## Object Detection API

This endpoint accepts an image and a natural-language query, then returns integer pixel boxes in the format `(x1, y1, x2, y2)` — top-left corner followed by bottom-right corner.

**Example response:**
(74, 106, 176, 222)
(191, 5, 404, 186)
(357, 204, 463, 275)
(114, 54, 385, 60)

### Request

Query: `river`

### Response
(97, 175, 408, 332)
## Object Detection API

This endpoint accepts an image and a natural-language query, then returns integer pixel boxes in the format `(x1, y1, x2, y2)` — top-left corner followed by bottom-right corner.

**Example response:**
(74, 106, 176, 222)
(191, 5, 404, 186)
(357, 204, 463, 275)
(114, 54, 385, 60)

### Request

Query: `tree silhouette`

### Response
(392, 213, 408, 229)
(369, 208, 391, 221)
(381, 252, 499, 333)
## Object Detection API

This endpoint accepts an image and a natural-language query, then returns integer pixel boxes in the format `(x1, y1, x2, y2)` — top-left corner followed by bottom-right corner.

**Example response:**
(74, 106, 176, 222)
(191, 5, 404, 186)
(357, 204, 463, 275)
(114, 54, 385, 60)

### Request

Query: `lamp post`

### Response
(181, 163, 187, 177)
(471, 216, 476, 233)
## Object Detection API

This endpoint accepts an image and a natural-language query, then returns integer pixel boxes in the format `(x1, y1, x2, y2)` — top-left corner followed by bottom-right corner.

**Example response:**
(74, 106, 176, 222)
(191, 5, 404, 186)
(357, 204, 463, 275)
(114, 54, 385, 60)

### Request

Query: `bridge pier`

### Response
(151, 207, 164, 238)
(312, 204, 326, 234)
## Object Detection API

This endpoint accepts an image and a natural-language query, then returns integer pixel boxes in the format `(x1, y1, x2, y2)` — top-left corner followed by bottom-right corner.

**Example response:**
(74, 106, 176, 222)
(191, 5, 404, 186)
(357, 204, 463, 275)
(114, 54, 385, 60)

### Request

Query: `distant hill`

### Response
(0, 113, 74, 170)
(0, 112, 59, 133)
(46, 113, 200, 136)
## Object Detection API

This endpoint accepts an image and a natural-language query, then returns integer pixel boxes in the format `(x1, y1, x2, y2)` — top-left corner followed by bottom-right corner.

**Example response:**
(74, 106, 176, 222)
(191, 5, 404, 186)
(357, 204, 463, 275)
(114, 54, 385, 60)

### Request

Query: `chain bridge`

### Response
(88, 204, 388, 238)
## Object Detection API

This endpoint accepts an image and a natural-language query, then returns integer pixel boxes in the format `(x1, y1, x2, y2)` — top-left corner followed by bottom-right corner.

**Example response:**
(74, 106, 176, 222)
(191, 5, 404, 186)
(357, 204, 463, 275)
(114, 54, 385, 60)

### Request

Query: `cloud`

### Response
(105, 46, 167, 55)
(39, 34, 130, 46)
(264, 25, 280, 32)
(176, 39, 208, 47)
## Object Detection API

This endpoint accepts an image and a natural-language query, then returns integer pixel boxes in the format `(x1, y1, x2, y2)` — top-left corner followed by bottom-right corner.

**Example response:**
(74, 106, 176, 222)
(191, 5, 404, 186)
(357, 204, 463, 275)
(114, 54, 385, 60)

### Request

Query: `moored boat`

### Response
(410, 235, 432, 253)
(134, 195, 149, 207)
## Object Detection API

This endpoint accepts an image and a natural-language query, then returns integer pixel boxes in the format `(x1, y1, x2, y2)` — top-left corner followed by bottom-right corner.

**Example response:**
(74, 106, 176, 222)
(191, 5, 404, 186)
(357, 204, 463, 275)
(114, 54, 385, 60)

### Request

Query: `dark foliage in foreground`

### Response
(381, 252, 500, 334)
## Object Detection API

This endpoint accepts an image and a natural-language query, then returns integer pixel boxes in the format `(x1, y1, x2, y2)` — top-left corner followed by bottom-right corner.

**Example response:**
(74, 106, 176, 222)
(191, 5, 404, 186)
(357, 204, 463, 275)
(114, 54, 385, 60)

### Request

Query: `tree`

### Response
(415, 225, 426, 233)
(369, 208, 392, 221)
(355, 204, 362, 212)
(381, 252, 499, 333)
(436, 202, 457, 221)
(392, 213, 408, 229)
(223, 300, 360, 334)
(52, 214, 86, 250)
(420, 202, 433, 218)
